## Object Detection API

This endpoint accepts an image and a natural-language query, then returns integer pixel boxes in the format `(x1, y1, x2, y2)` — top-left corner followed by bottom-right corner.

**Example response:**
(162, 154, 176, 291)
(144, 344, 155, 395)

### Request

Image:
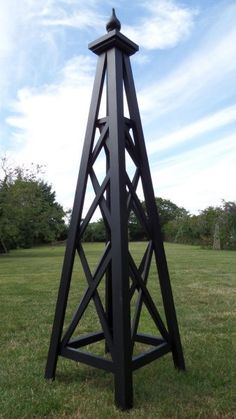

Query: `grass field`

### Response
(0, 242, 236, 419)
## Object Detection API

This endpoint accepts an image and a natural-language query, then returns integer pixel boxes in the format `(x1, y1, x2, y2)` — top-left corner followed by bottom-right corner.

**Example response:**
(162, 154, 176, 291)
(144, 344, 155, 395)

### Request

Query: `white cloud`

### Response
(41, 8, 104, 31)
(39, 0, 105, 31)
(136, 2, 236, 213)
(0, 0, 104, 105)
(0, 2, 14, 57)
(0, 1, 19, 101)
(0, 1, 53, 103)
(148, 104, 236, 154)
(2, 0, 236, 217)
(6, 55, 97, 209)
(150, 133, 236, 213)
(123, 0, 197, 50)
(138, 16, 236, 119)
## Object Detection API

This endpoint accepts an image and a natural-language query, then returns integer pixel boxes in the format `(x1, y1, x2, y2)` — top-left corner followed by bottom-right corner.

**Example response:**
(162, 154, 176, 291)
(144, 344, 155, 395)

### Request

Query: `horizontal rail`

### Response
(135, 333, 165, 347)
(132, 342, 171, 371)
(60, 347, 114, 372)
(67, 331, 104, 348)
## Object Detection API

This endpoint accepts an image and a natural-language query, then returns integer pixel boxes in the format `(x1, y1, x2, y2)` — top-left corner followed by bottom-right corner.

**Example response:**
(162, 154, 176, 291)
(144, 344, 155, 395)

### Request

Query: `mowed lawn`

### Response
(0, 243, 235, 419)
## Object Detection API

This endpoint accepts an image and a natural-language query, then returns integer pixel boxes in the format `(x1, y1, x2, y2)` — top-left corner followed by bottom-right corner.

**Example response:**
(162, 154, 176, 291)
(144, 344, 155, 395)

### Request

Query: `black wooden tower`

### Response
(45, 9, 185, 410)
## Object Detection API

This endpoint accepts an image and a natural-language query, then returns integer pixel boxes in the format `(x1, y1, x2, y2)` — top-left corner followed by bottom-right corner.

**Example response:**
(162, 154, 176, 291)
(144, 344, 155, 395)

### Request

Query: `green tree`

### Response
(0, 160, 66, 250)
(82, 219, 106, 242)
(174, 202, 236, 249)
(197, 206, 223, 248)
(155, 198, 188, 242)
(128, 197, 188, 242)
(128, 209, 147, 241)
(220, 201, 236, 249)
(155, 197, 188, 228)
(174, 215, 201, 245)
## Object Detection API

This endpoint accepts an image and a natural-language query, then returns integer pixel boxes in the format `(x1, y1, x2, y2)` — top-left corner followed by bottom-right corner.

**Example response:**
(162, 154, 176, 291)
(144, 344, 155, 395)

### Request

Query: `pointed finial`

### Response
(106, 8, 121, 32)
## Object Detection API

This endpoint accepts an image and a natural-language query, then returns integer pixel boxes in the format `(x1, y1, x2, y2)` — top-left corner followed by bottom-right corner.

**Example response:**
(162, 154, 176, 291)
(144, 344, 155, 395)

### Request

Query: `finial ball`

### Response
(106, 8, 121, 32)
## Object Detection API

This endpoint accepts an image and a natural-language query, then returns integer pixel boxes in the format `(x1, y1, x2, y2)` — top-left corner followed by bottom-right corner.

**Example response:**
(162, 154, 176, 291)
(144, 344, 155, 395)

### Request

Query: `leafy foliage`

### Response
(81, 197, 236, 250)
(82, 219, 106, 242)
(0, 158, 66, 250)
(220, 201, 236, 249)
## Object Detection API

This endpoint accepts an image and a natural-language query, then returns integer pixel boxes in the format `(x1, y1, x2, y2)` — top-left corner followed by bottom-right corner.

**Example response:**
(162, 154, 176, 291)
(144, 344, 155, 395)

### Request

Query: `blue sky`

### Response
(0, 0, 236, 214)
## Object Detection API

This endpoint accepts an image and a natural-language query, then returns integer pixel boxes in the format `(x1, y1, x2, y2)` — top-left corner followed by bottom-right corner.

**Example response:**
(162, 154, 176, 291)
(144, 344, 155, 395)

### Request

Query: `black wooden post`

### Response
(45, 9, 185, 410)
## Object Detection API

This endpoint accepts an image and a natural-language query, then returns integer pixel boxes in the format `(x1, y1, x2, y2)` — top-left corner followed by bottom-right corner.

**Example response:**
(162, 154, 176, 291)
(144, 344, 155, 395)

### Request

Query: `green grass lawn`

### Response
(0, 243, 236, 418)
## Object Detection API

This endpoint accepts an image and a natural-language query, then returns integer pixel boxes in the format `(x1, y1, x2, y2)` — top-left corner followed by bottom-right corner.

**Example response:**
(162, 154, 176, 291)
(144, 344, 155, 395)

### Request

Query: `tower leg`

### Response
(111, 235, 133, 410)
(153, 240, 186, 371)
(107, 46, 133, 409)
(45, 244, 76, 379)
(123, 54, 185, 372)
(45, 52, 107, 379)
(111, 237, 133, 409)
(114, 363, 133, 409)
(105, 264, 113, 353)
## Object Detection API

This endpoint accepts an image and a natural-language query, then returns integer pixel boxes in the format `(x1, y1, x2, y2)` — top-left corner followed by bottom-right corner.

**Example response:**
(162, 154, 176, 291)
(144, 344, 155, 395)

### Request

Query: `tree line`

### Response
(0, 158, 67, 251)
(1, 158, 235, 252)
(83, 198, 236, 250)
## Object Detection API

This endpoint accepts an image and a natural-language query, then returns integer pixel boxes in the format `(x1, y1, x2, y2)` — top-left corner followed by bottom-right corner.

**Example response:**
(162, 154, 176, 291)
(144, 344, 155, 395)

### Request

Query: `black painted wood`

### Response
(45, 9, 185, 410)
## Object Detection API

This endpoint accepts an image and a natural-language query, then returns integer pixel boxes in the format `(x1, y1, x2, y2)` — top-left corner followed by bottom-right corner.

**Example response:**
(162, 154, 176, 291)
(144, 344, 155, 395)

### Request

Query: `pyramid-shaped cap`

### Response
(89, 9, 138, 56)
